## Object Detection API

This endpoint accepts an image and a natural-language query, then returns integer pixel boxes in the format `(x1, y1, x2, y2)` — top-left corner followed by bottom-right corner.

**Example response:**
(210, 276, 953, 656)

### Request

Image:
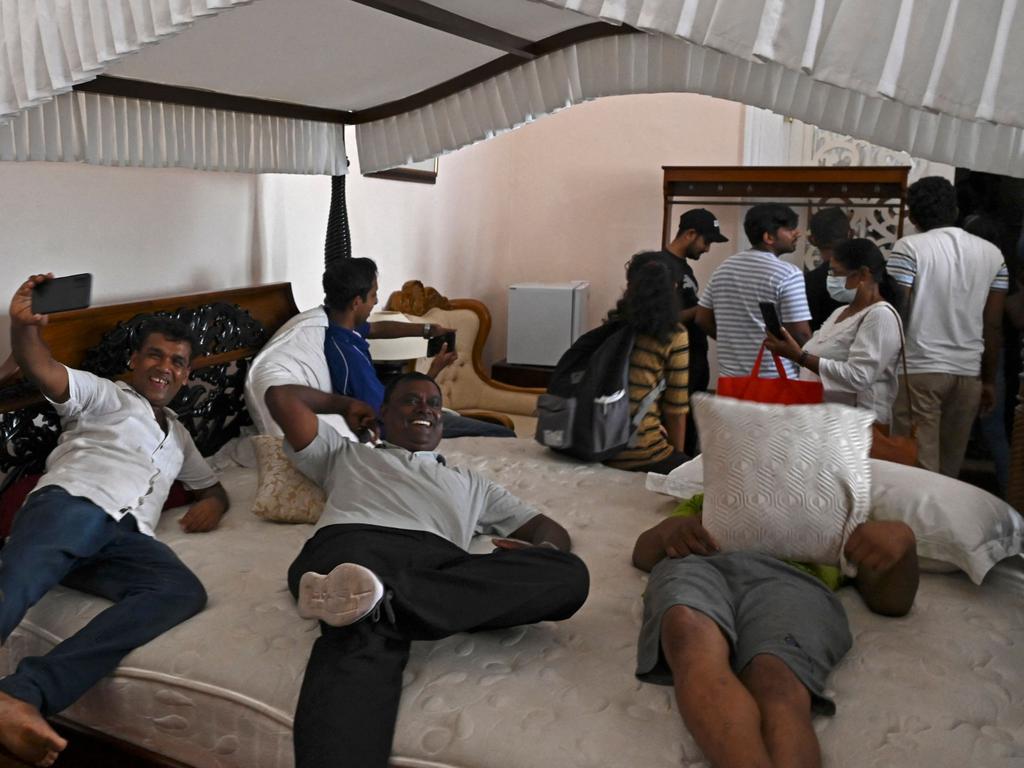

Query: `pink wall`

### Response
(337, 92, 747, 367)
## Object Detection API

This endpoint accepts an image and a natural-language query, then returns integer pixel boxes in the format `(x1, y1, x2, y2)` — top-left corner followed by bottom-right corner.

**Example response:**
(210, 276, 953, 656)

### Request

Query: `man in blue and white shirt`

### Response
(696, 204, 812, 379)
(0, 274, 228, 767)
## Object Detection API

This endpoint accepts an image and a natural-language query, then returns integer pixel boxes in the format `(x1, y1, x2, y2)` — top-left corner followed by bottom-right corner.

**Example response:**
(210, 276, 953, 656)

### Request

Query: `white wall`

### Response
(0, 92, 746, 370)
(0, 163, 256, 359)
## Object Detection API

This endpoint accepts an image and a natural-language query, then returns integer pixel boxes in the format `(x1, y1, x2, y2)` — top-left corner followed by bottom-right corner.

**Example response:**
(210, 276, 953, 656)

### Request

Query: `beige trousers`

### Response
(892, 373, 982, 478)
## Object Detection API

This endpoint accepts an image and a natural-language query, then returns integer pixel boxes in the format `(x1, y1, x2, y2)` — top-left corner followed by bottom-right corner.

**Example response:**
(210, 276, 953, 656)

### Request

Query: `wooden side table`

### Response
(491, 359, 553, 389)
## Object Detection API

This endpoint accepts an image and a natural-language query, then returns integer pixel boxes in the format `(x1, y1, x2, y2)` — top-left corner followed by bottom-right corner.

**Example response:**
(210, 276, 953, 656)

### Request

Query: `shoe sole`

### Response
(297, 563, 384, 627)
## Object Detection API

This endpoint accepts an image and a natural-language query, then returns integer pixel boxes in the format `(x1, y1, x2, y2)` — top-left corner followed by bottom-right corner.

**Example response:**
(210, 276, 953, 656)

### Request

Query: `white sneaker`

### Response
(297, 563, 385, 627)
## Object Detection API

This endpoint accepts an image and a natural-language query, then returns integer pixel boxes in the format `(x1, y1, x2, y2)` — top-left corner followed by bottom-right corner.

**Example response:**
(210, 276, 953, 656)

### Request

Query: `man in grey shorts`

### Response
(632, 510, 919, 768)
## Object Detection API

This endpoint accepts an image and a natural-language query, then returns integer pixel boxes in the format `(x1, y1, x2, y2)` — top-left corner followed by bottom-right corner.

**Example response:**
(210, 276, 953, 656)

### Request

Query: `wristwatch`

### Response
(422, 323, 432, 338)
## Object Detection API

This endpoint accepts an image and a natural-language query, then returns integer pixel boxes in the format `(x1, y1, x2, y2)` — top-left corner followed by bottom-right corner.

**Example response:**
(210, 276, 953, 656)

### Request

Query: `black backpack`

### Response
(535, 322, 665, 461)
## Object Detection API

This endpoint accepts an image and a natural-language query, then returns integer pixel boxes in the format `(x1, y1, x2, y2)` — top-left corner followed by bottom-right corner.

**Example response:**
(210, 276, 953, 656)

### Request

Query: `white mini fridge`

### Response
(507, 281, 589, 366)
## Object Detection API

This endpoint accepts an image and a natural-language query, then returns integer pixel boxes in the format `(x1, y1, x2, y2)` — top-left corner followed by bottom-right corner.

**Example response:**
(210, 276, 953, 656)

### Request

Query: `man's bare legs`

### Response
(660, 606, 820, 768)
(740, 654, 819, 768)
(0, 691, 66, 767)
(660, 605, 773, 768)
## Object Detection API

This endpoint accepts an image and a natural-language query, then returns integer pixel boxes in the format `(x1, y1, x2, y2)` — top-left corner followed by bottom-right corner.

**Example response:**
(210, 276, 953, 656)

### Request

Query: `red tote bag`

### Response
(716, 343, 824, 405)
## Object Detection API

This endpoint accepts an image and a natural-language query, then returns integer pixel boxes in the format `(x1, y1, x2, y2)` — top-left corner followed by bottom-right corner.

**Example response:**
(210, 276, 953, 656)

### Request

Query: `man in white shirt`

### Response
(696, 204, 812, 379)
(888, 177, 1009, 476)
(0, 274, 229, 768)
(265, 372, 589, 768)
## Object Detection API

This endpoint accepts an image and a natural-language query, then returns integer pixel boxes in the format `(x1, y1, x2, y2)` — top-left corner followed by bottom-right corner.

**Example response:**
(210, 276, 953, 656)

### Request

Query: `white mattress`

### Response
(3, 438, 1023, 767)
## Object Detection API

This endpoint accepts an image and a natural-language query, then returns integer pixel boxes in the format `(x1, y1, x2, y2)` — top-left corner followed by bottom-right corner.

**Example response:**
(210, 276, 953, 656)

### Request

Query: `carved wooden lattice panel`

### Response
(811, 128, 911, 262)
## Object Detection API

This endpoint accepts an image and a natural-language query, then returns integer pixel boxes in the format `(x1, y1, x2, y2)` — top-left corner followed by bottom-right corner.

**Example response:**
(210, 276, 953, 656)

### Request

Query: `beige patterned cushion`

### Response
(693, 394, 874, 574)
(250, 435, 325, 524)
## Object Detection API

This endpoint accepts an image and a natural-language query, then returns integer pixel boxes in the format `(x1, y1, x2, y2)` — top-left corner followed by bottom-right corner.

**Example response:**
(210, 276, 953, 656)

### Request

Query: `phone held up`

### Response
(759, 301, 783, 339)
(31, 273, 93, 315)
(426, 331, 456, 357)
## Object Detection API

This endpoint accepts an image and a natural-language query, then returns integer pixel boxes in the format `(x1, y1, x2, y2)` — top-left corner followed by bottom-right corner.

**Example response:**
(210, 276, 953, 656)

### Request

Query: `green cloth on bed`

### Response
(669, 494, 845, 591)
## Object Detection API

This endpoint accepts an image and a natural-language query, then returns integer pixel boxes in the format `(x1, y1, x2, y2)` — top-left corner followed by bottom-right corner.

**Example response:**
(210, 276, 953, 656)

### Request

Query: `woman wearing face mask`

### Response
(764, 238, 904, 425)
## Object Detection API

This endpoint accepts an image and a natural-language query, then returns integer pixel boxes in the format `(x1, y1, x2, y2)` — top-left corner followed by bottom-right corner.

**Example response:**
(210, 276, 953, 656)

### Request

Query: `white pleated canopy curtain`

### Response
(2, 0, 1023, 176)
(0, 0, 347, 174)
(358, 0, 1024, 177)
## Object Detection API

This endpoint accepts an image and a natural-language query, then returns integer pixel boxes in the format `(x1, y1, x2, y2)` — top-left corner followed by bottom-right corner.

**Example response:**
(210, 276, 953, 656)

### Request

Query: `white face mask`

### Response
(826, 275, 857, 304)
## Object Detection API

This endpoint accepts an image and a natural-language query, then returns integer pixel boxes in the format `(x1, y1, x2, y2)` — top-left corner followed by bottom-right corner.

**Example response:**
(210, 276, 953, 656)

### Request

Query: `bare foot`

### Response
(0, 692, 66, 766)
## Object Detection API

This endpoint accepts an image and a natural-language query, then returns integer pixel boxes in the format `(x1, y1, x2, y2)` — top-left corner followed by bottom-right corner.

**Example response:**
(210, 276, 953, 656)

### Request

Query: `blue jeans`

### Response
(0, 486, 207, 715)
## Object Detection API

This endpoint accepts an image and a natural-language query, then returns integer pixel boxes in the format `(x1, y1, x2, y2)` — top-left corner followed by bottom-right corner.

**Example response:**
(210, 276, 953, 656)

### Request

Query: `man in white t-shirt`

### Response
(696, 204, 812, 379)
(1, 274, 229, 767)
(887, 176, 1009, 477)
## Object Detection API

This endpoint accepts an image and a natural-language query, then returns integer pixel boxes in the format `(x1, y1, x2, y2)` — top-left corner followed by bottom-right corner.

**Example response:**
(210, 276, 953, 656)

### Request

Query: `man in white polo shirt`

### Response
(888, 176, 1009, 477)
(266, 372, 589, 768)
(0, 274, 229, 767)
(696, 204, 812, 379)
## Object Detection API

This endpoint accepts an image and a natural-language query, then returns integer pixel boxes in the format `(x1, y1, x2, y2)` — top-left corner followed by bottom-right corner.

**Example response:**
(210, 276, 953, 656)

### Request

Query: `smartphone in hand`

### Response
(31, 273, 92, 314)
(426, 331, 456, 357)
(759, 301, 783, 338)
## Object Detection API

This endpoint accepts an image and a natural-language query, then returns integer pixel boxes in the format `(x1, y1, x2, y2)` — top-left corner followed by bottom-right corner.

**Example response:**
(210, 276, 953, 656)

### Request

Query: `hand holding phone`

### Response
(426, 331, 456, 357)
(31, 273, 93, 315)
(759, 301, 783, 338)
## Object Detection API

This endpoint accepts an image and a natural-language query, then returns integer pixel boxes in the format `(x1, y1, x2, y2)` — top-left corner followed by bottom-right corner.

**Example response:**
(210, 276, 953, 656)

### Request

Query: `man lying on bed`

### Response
(632, 508, 918, 768)
(0, 275, 229, 768)
(265, 372, 589, 768)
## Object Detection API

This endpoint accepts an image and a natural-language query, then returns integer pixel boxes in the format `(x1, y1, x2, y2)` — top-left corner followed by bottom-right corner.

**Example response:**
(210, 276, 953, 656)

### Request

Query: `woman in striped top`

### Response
(604, 252, 691, 473)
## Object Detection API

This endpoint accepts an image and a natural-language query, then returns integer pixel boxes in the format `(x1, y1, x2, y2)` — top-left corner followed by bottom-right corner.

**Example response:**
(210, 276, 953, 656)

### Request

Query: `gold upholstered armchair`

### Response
(386, 281, 542, 437)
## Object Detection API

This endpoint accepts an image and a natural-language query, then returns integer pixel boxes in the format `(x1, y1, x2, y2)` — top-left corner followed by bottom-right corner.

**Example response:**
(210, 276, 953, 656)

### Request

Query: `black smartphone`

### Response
(426, 331, 456, 357)
(32, 273, 93, 314)
(759, 301, 783, 338)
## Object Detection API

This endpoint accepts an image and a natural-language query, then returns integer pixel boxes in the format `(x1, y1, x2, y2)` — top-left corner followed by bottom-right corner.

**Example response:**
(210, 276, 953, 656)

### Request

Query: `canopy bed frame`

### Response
(0, 286, 1021, 768)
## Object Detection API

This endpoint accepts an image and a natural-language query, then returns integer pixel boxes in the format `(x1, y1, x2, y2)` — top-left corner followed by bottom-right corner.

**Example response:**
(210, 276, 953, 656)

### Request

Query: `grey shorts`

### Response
(636, 551, 852, 715)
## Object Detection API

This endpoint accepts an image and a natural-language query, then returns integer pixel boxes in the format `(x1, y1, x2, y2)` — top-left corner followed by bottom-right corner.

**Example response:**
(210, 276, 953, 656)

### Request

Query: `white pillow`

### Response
(870, 460, 1022, 584)
(692, 394, 874, 575)
(649, 448, 1023, 584)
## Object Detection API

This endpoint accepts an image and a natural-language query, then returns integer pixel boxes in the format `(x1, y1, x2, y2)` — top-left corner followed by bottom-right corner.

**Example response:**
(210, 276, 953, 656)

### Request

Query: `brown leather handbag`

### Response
(870, 305, 918, 466)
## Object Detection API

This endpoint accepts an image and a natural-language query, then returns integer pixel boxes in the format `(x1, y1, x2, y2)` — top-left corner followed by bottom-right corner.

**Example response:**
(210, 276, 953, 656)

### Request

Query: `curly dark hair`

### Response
(907, 176, 958, 231)
(743, 203, 799, 247)
(132, 317, 198, 360)
(323, 257, 378, 312)
(605, 252, 681, 343)
(382, 371, 441, 405)
(808, 207, 850, 250)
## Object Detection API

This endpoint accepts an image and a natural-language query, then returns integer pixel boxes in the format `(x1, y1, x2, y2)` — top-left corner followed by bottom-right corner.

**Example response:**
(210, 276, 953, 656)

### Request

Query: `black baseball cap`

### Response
(677, 209, 729, 243)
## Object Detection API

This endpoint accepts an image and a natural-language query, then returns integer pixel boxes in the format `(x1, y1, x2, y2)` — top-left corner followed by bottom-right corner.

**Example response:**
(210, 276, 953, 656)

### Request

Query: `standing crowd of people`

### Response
(608, 176, 1017, 487)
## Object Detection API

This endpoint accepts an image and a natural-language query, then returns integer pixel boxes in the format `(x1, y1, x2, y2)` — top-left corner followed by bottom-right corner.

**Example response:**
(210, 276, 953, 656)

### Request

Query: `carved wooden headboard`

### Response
(0, 283, 298, 476)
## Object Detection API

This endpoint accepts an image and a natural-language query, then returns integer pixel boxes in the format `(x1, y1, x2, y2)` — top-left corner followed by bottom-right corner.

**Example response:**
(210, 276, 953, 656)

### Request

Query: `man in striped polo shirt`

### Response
(696, 204, 812, 379)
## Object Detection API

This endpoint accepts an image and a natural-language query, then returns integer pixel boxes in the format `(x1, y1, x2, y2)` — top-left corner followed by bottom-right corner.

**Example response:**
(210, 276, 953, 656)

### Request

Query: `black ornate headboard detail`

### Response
(0, 300, 269, 477)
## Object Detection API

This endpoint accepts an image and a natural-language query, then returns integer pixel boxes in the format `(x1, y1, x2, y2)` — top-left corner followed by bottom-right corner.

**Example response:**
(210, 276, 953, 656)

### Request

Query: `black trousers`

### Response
(287, 524, 590, 768)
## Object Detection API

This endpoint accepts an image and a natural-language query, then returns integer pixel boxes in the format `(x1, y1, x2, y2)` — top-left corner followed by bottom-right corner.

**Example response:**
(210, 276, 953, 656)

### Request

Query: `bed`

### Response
(1, 286, 1023, 768)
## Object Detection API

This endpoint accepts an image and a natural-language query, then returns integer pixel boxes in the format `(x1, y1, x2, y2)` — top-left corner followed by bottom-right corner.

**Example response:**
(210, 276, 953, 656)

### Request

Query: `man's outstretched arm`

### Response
(265, 385, 378, 451)
(9, 274, 70, 402)
(846, 520, 919, 617)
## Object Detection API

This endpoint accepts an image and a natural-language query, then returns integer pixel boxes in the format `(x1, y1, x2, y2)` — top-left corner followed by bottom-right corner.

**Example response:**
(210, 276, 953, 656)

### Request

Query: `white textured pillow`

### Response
(250, 435, 325, 524)
(693, 394, 873, 574)
(870, 460, 1022, 584)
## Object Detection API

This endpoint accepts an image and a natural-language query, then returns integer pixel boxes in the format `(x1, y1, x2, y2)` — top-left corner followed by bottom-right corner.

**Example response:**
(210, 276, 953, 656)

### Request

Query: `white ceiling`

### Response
(104, 0, 595, 112)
